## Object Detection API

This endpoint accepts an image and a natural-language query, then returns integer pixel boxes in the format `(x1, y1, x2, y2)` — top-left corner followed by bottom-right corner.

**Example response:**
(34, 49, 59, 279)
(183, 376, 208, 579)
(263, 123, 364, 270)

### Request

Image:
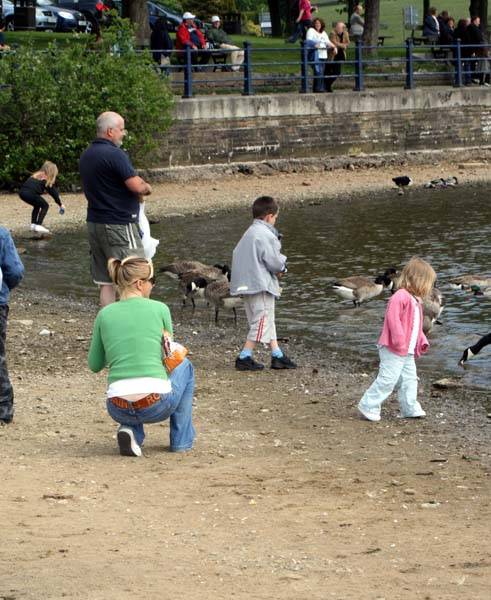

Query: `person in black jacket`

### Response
(150, 17, 173, 71)
(19, 161, 65, 235)
(463, 16, 486, 85)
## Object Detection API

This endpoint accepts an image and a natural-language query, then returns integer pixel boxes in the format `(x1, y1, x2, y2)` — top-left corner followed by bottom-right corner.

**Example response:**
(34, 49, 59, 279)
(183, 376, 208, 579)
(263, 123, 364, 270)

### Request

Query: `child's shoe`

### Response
(271, 354, 297, 369)
(357, 404, 381, 422)
(235, 356, 264, 371)
(399, 408, 426, 419)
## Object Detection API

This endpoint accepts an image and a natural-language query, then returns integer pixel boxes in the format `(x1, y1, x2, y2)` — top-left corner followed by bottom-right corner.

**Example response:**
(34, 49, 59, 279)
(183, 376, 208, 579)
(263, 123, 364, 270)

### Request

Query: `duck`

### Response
(422, 288, 445, 334)
(459, 333, 491, 365)
(159, 260, 229, 281)
(424, 176, 458, 189)
(332, 268, 397, 307)
(449, 275, 491, 290)
(471, 284, 491, 297)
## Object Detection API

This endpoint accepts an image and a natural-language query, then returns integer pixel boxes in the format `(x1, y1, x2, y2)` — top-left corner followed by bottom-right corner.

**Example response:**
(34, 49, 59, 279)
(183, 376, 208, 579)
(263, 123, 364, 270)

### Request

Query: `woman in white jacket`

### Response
(306, 18, 337, 92)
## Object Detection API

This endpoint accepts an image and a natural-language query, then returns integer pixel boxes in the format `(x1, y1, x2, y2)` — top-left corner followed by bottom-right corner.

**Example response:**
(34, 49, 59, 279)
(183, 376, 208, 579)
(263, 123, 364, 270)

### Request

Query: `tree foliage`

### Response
(0, 19, 174, 188)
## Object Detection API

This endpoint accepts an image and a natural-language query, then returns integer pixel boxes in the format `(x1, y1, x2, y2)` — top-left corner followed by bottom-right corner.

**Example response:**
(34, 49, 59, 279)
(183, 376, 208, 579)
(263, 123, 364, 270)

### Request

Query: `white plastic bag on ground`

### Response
(139, 202, 159, 260)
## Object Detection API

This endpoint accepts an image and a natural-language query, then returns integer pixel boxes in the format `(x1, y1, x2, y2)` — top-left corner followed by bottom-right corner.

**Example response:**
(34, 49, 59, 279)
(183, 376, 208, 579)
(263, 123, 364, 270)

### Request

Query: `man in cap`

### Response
(176, 11, 210, 66)
(206, 15, 244, 71)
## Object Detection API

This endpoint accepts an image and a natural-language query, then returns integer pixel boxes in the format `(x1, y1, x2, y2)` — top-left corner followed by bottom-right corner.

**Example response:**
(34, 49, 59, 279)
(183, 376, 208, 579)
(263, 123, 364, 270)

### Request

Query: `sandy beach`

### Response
(1, 161, 490, 599)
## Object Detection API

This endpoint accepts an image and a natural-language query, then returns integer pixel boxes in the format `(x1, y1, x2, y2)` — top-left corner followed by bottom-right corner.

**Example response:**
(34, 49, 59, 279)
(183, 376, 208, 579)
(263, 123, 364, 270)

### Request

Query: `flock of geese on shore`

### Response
(157, 260, 491, 367)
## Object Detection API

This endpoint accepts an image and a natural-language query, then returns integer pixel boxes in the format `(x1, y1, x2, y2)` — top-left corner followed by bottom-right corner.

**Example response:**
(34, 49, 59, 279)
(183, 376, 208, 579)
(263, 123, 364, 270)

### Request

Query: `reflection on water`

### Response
(20, 186, 491, 387)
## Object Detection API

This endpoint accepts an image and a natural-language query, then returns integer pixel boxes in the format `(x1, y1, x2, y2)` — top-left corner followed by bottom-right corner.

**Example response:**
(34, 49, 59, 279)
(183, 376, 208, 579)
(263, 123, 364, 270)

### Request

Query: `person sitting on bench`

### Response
(176, 12, 210, 67)
(206, 15, 244, 71)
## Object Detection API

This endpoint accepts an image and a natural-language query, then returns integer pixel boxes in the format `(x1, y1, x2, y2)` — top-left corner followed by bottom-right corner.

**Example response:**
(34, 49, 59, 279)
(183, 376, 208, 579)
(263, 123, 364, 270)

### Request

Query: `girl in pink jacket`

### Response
(358, 257, 436, 422)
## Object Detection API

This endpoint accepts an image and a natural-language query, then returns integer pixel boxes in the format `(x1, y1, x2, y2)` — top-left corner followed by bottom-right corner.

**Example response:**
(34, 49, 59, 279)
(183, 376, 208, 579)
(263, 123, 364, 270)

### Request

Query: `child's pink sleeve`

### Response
(384, 294, 406, 351)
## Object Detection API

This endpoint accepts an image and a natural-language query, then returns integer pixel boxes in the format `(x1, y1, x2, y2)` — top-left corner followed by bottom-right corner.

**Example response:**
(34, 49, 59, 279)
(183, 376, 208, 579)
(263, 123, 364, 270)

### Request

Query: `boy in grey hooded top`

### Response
(231, 196, 296, 372)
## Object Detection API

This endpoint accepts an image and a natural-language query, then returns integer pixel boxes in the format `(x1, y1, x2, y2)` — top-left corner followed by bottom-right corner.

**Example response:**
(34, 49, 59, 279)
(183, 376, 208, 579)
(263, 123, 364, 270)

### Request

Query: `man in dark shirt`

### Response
(79, 111, 152, 306)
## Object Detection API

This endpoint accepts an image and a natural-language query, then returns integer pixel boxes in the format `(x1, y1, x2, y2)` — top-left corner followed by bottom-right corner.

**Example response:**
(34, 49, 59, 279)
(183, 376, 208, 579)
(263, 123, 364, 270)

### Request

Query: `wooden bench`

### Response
(377, 35, 394, 47)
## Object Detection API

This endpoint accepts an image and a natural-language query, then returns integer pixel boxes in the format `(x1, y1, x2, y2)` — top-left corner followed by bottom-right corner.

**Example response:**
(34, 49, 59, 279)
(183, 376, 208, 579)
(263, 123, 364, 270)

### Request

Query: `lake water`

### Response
(19, 185, 491, 388)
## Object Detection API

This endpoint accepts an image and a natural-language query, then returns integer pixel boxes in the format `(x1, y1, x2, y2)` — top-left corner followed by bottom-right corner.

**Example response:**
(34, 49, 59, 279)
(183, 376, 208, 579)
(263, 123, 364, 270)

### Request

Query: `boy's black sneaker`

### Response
(235, 356, 264, 371)
(271, 354, 297, 369)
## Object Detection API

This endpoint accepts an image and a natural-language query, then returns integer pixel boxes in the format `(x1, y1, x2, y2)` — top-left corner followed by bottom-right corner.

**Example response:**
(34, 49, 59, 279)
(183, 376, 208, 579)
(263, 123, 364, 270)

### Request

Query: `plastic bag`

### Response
(139, 202, 159, 260)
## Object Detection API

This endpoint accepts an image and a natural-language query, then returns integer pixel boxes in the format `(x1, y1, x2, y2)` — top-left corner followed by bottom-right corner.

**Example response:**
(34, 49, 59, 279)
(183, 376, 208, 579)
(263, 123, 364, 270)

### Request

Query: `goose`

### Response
(459, 333, 491, 365)
(392, 176, 413, 195)
(449, 275, 491, 290)
(190, 278, 243, 324)
(422, 288, 445, 334)
(159, 261, 229, 281)
(332, 268, 397, 307)
(471, 284, 491, 297)
(178, 267, 229, 309)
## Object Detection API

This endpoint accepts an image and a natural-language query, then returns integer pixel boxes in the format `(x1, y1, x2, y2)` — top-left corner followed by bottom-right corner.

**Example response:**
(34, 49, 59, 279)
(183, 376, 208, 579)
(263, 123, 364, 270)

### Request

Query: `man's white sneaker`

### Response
(358, 405, 381, 422)
(30, 223, 36, 231)
(33, 224, 50, 234)
(117, 427, 142, 457)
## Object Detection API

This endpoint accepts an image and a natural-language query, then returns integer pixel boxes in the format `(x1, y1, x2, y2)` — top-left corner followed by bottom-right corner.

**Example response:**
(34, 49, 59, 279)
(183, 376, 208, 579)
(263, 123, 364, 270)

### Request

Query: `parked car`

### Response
(56, 1, 197, 33)
(3, 0, 87, 32)
(147, 1, 182, 32)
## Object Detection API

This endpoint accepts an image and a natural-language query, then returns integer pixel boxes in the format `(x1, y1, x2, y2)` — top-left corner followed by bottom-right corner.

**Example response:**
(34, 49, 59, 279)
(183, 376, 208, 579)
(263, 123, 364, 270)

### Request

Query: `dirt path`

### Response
(1, 163, 490, 599)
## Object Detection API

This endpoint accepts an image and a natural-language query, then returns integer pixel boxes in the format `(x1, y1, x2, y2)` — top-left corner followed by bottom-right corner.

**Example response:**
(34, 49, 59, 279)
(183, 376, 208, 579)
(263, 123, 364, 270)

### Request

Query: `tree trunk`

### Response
(122, 0, 150, 47)
(363, 0, 380, 49)
(268, 0, 283, 37)
(469, 0, 488, 32)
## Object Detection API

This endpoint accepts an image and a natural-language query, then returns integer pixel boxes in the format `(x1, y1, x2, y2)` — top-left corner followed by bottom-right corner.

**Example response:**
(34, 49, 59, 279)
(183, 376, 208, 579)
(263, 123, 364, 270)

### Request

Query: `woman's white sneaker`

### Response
(33, 224, 50, 234)
(117, 427, 142, 457)
(358, 404, 381, 422)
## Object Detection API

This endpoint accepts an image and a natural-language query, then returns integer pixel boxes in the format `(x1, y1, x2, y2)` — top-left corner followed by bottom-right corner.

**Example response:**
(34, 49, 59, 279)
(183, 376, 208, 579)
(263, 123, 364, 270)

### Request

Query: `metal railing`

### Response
(153, 40, 491, 98)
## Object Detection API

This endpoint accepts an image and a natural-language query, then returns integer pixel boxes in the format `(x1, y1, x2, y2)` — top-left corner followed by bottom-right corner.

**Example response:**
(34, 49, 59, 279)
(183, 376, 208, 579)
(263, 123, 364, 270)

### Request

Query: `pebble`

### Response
(39, 329, 52, 336)
(403, 488, 416, 495)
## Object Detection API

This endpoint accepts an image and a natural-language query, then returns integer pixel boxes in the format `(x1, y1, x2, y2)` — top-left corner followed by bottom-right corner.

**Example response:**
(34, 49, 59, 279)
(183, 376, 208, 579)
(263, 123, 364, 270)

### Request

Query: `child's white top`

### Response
(407, 295, 420, 355)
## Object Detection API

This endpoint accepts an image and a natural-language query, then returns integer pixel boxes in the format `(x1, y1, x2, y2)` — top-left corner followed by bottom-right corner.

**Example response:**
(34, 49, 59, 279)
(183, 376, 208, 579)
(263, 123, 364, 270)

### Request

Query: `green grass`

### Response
(317, 0, 484, 44)
(4, 30, 89, 48)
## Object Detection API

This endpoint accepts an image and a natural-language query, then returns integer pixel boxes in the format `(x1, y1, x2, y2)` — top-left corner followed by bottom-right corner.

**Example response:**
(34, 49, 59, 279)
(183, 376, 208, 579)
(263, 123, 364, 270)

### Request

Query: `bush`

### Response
(0, 18, 174, 189)
(242, 19, 263, 36)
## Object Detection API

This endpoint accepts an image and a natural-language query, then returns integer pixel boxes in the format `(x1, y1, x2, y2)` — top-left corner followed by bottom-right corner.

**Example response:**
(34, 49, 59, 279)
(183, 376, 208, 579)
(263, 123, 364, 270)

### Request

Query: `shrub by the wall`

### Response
(0, 19, 174, 188)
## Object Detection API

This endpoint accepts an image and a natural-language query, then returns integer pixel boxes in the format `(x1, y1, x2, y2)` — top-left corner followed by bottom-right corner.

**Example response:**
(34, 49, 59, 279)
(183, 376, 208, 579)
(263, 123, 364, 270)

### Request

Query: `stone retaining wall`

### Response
(155, 87, 491, 167)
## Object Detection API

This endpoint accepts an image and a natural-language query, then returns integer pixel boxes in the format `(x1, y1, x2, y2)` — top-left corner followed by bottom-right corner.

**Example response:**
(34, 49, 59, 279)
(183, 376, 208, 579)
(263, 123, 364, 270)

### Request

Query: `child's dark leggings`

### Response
(19, 191, 49, 225)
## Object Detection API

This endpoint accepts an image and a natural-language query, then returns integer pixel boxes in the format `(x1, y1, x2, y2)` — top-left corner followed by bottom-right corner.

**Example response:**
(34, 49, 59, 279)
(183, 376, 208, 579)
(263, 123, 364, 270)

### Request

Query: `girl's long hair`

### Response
(398, 257, 436, 298)
(36, 161, 58, 187)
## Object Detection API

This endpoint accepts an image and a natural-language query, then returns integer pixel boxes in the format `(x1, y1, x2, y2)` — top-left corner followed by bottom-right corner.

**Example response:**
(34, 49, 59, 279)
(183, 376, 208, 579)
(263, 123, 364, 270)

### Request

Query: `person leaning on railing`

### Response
(175, 11, 210, 67)
(305, 18, 337, 92)
(325, 21, 350, 93)
(423, 7, 440, 42)
(206, 15, 244, 71)
(464, 15, 489, 86)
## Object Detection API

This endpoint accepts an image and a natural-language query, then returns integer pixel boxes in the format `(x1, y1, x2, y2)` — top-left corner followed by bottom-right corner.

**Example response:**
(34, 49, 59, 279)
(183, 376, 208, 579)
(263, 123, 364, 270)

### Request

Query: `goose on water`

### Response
(332, 268, 397, 307)
(449, 275, 491, 290)
(459, 333, 491, 365)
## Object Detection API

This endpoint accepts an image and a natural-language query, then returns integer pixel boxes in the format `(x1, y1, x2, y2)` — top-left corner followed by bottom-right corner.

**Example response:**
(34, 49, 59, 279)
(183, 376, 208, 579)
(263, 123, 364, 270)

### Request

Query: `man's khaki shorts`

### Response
(87, 222, 145, 285)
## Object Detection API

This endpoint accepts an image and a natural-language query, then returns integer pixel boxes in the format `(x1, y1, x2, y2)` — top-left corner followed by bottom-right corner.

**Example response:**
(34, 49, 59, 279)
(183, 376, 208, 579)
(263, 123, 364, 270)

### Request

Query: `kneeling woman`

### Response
(88, 256, 195, 457)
